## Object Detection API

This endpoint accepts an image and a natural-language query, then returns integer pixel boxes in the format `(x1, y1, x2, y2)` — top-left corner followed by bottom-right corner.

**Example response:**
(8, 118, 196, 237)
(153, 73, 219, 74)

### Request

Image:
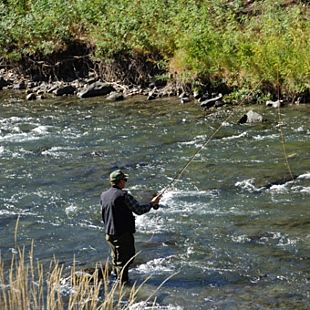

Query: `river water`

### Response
(0, 92, 309, 309)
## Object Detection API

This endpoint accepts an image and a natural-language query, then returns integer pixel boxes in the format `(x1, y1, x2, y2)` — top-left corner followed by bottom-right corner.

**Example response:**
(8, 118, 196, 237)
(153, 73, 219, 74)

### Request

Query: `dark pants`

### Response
(105, 232, 135, 283)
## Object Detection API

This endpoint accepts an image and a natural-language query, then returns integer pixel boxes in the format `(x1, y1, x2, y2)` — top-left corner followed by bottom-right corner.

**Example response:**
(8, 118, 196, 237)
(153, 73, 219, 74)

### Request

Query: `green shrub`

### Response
(0, 0, 308, 97)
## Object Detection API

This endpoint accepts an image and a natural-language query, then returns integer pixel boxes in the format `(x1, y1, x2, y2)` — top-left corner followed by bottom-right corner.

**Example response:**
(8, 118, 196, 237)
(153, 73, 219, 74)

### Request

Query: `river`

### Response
(0, 92, 309, 309)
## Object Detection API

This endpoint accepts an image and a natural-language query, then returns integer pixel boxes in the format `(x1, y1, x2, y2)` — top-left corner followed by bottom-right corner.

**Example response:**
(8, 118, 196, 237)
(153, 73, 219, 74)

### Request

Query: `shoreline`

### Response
(0, 65, 309, 109)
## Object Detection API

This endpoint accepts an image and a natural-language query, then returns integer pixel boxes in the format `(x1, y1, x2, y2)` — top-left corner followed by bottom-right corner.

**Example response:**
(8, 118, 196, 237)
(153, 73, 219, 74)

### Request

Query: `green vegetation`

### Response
(0, 0, 309, 98)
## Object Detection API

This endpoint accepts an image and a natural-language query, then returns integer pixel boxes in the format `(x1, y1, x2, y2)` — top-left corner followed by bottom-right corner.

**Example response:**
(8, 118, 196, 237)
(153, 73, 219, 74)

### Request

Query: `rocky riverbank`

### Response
(0, 66, 229, 108)
(0, 61, 309, 114)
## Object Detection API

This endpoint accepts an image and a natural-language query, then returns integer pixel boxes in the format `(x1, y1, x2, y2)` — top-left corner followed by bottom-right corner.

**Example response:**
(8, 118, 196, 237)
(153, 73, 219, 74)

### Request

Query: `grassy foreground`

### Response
(0, 242, 149, 310)
(0, 218, 149, 310)
(0, 0, 309, 98)
(0, 244, 128, 309)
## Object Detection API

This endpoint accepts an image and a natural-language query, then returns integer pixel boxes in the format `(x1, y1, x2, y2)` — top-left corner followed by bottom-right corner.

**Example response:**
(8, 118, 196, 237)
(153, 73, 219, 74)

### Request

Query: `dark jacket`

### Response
(100, 186, 135, 236)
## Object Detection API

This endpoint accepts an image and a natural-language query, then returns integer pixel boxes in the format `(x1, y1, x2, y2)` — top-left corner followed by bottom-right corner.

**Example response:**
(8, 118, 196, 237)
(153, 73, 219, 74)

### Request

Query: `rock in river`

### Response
(238, 110, 264, 124)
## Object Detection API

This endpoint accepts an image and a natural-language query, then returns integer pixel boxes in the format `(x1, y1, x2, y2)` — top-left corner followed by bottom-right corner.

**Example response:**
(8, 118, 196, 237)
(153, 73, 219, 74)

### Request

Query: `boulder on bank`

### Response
(238, 110, 264, 124)
(77, 81, 115, 98)
(147, 87, 158, 100)
(53, 85, 77, 96)
(13, 80, 26, 90)
(106, 91, 124, 101)
(26, 93, 37, 101)
(200, 93, 223, 108)
(0, 76, 10, 90)
(266, 99, 283, 108)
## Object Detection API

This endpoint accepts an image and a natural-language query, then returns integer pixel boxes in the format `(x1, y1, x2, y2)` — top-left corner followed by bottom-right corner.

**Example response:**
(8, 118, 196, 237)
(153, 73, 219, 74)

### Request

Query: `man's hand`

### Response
(151, 193, 162, 209)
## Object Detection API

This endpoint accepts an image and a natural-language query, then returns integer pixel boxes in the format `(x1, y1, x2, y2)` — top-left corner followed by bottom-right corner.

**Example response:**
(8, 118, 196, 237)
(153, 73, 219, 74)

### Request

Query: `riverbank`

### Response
(0, 62, 308, 111)
(0, 59, 235, 110)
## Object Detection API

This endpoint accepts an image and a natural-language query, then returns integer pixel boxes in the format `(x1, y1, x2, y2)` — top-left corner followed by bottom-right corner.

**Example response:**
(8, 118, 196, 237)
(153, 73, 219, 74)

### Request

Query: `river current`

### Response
(0, 92, 309, 309)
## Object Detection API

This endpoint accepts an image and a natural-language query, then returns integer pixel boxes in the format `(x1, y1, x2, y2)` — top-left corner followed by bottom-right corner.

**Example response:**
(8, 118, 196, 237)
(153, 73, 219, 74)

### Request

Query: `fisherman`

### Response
(100, 169, 162, 284)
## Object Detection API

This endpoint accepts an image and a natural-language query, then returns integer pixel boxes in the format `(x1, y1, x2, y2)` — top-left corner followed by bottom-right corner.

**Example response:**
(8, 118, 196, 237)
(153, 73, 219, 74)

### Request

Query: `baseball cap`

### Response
(109, 169, 129, 183)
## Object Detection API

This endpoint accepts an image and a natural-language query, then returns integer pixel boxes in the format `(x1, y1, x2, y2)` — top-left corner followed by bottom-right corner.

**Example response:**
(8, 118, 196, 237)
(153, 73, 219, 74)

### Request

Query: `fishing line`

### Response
(148, 84, 261, 243)
(158, 80, 266, 196)
(276, 102, 294, 180)
(146, 110, 235, 243)
(157, 77, 296, 196)
(276, 69, 294, 180)
(159, 111, 235, 196)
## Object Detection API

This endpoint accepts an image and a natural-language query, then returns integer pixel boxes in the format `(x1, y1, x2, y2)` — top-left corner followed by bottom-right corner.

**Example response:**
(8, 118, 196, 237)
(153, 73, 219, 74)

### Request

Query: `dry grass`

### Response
(0, 242, 152, 310)
(0, 242, 145, 310)
(0, 218, 179, 309)
(1, 214, 151, 310)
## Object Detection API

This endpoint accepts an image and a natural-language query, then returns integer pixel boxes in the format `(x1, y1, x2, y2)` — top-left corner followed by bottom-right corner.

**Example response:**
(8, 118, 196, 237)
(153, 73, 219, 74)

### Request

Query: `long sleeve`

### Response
(124, 192, 152, 215)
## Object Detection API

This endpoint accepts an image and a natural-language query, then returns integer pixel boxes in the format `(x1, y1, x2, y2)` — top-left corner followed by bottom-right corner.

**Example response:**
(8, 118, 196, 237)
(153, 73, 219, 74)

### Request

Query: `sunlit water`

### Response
(0, 92, 309, 309)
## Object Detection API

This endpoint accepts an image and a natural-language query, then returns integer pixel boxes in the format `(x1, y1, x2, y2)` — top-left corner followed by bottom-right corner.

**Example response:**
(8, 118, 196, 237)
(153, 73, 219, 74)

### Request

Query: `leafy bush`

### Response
(0, 0, 309, 97)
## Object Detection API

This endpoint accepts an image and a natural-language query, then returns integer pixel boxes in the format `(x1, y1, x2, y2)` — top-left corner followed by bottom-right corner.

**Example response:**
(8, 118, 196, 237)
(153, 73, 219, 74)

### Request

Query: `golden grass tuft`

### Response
(1, 218, 178, 309)
(0, 241, 145, 310)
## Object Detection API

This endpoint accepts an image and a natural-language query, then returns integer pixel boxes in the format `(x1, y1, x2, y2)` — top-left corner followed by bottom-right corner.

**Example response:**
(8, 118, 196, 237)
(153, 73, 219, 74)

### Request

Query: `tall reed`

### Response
(0, 243, 143, 310)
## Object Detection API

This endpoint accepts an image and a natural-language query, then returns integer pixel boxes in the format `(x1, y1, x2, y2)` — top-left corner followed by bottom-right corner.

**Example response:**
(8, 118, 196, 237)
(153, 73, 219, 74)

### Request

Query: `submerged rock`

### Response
(238, 110, 264, 124)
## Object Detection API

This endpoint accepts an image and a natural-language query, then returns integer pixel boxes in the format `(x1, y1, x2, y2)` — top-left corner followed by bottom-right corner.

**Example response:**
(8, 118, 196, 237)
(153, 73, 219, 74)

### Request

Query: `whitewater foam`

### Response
(300, 187, 310, 194)
(133, 256, 176, 274)
(269, 184, 289, 192)
(65, 204, 78, 215)
(222, 132, 247, 140)
(253, 133, 279, 141)
(129, 302, 183, 310)
(235, 179, 263, 192)
(298, 172, 310, 179)
(31, 125, 49, 135)
(41, 146, 72, 158)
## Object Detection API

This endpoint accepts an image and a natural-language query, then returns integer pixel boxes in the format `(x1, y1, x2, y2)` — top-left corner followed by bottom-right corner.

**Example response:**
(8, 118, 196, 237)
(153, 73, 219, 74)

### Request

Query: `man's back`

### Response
(100, 186, 135, 236)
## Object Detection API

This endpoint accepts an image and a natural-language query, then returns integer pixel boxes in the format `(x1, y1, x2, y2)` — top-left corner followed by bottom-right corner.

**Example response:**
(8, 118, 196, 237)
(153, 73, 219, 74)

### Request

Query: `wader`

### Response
(106, 231, 135, 283)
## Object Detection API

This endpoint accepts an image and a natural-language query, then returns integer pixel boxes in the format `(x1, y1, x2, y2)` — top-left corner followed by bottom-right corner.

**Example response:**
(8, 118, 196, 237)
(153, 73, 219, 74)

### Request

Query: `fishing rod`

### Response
(158, 99, 295, 196)
(147, 110, 235, 242)
(159, 111, 235, 196)
(157, 80, 265, 196)
(275, 68, 294, 180)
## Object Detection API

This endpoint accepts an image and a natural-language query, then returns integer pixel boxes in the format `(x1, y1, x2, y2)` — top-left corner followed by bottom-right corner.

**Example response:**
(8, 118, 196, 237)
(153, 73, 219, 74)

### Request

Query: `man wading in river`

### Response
(100, 169, 162, 284)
